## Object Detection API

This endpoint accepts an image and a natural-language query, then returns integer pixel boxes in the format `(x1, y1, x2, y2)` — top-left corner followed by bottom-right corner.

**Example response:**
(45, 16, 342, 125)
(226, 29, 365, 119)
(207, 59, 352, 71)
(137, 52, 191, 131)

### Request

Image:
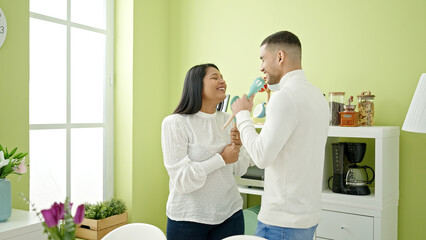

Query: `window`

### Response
(29, 0, 114, 209)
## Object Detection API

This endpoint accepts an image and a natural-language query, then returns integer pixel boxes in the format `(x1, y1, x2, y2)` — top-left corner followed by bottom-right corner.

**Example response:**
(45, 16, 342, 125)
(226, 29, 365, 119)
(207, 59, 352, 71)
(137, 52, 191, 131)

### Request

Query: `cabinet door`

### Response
(4, 230, 45, 240)
(316, 210, 373, 240)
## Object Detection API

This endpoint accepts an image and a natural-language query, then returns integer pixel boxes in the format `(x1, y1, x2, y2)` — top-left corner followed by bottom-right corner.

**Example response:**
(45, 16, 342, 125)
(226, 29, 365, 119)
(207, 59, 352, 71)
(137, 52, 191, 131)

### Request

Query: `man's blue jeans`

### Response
(256, 220, 317, 240)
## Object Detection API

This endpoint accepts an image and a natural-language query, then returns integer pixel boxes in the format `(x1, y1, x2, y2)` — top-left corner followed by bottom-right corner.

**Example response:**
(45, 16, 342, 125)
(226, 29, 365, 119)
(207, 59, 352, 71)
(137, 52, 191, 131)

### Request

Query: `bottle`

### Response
(357, 91, 375, 126)
(329, 92, 345, 126)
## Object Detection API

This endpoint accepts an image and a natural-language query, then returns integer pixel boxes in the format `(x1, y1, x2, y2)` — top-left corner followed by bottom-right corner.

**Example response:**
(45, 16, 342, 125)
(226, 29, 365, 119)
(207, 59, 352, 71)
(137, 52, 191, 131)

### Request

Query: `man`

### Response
(231, 31, 329, 239)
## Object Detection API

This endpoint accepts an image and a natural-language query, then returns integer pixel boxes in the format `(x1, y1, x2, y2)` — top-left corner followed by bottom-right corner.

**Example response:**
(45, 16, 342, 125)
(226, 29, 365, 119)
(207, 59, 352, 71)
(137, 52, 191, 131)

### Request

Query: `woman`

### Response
(161, 63, 250, 240)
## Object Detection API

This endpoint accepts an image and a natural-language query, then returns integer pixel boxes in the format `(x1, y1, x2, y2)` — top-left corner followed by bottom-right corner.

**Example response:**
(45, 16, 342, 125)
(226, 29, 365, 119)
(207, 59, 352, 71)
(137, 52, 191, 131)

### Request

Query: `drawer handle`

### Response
(341, 226, 344, 229)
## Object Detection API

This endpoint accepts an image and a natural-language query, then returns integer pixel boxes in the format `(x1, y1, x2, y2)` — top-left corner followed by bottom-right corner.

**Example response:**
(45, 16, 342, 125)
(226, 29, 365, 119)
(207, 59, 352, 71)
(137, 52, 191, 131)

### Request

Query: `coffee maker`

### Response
(329, 142, 375, 195)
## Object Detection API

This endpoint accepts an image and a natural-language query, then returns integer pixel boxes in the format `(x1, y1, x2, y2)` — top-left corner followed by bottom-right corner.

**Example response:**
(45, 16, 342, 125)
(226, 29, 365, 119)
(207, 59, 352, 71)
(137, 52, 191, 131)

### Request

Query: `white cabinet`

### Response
(319, 126, 399, 240)
(238, 126, 400, 240)
(316, 210, 373, 240)
(0, 209, 44, 240)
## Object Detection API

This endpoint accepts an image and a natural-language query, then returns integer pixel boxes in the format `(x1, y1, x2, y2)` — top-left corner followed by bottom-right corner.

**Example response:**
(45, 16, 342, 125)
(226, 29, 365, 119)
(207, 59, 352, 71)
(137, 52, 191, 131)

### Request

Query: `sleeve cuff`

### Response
(199, 153, 226, 175)
(236, 110, 252, 129)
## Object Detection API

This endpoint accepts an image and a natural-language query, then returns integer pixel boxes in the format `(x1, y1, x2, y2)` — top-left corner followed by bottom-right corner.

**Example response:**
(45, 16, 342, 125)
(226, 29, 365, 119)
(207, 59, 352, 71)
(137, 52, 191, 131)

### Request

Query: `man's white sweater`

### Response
(236, 70, 329, 228)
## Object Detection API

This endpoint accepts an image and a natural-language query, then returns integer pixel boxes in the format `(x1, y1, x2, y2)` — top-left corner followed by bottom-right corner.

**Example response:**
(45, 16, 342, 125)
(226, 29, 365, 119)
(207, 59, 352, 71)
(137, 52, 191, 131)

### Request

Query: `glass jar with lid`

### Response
(357, 91, 375, 126)
(329, 92, 345, 126)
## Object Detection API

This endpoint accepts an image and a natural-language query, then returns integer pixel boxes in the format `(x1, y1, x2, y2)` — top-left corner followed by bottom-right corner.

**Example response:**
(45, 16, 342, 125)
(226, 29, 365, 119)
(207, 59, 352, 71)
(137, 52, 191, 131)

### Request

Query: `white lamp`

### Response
(402, 73, 426, 133)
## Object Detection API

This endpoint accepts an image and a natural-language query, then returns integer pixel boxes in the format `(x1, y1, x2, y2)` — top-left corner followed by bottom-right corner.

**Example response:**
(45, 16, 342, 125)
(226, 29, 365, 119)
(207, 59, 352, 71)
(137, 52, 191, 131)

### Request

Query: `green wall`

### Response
(131, 0, 169, 229)
(165, 0, 426, 239)
(114, 0, 134, 221)
(1, 0, 425, 239)
(114, 0, 169, 231)
(0, 0, 29, 211)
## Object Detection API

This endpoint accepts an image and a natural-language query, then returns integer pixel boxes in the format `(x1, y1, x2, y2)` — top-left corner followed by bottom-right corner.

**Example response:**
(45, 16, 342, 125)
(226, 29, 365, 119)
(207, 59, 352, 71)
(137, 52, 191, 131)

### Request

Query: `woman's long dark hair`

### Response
(173, 63, 219, 114)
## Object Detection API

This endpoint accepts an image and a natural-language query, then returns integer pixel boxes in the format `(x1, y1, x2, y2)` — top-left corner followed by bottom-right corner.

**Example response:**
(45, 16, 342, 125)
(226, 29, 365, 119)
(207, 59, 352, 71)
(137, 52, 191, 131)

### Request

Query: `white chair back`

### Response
(101, 223, 167, 240)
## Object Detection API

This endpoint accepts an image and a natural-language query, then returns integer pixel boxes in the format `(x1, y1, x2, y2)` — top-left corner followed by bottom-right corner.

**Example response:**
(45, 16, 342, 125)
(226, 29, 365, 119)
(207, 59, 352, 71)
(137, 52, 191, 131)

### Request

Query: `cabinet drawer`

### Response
(2, 229, 45, 240)
(316, 210, 373, 240)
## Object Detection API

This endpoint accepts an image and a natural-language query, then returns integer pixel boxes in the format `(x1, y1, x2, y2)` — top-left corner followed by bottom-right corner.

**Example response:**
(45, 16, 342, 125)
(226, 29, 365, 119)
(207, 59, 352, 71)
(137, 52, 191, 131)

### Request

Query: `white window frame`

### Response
(29, 0, 114, 201)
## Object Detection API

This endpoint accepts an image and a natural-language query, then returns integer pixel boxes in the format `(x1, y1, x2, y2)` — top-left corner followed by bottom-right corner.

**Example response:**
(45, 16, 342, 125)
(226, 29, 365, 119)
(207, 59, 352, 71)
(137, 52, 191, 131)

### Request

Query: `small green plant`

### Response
(84, 198, 127, 220)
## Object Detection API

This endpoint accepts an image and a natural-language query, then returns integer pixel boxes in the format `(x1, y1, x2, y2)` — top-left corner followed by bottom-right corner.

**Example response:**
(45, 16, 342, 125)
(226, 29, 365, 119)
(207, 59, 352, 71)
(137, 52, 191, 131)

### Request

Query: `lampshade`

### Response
(402, 73, 426, 133)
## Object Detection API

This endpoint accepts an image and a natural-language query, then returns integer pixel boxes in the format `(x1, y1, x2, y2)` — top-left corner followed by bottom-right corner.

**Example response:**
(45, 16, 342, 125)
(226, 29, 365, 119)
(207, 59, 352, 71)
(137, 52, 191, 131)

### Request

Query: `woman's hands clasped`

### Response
(220, 127, 242, 164)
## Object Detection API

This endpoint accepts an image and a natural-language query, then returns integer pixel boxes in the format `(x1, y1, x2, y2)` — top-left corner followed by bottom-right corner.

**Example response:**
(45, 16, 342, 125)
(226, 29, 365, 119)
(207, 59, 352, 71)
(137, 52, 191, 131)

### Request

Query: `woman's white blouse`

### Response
(161, 111, 250, 224)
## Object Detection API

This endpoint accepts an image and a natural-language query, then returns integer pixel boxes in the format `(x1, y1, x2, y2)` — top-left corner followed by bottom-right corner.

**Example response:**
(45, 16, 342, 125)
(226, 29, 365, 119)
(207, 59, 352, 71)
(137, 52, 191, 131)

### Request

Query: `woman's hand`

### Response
(220, 144, 241, 164)
(230, 127, 242, 146)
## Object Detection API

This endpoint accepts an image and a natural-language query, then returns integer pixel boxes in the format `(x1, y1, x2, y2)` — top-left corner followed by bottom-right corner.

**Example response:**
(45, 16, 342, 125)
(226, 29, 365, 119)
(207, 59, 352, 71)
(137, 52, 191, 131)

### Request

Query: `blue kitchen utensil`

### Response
(247, 77, 266, 98)
(222, 77, 266, 129)
(222, 96, 240, 129)
(253, 102, 266, 118)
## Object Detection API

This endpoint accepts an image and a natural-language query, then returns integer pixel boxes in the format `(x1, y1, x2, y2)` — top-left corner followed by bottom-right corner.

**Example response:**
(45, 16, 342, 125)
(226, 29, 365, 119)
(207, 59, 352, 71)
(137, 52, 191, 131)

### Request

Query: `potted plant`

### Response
(0, 144, 28, 222)
(75, 198, 127, 240)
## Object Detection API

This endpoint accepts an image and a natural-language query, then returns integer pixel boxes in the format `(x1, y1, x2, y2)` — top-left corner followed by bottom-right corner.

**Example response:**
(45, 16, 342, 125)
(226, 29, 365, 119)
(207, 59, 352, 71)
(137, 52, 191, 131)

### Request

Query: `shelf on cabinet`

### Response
(256, 125, 400, 139)
(328, 126, 399, 138)
(238, 185, 263, 196)
(321, 188, 382, 210)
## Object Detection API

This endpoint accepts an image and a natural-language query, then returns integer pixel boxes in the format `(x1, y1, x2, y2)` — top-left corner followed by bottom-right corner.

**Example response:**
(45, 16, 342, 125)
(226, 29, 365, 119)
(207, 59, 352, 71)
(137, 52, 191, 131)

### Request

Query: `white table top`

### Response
(0, 209, 43, 239)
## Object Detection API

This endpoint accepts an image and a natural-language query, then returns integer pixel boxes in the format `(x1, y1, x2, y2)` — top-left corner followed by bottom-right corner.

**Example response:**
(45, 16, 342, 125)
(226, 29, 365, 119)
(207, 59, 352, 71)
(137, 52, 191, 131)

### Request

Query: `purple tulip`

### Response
(58, 203, 67, 220)
(41, 202, 65, 228)
(74, 204, 85, 224)
(41, 199, 84, 231)
(53, 203, 63, 220)
(41, 208, 59, 228)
